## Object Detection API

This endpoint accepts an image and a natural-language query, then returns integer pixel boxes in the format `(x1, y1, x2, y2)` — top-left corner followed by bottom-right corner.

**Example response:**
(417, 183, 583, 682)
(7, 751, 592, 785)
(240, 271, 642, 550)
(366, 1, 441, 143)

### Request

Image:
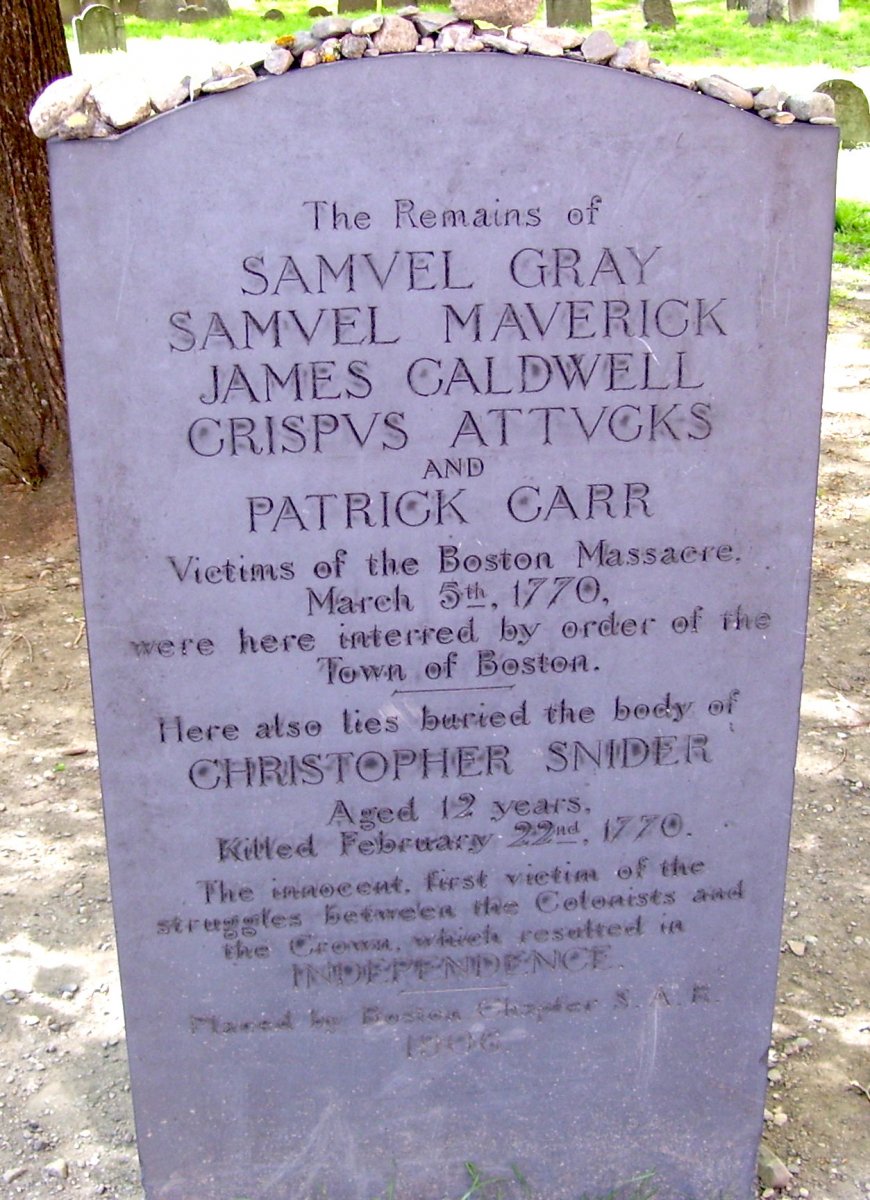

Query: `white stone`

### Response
(91, 74, 154, 130)
(150, 77, 192, 113)
(508, 26, 564, 56)
(580, 29, 616, 62)
(478, 30, 527, 52)
(451, 0, 538, 26)
(263, 46, 293, 74)
(200, 65, 257, 93)
(372, 15, 419, 53)
(29, 76, 92, 139)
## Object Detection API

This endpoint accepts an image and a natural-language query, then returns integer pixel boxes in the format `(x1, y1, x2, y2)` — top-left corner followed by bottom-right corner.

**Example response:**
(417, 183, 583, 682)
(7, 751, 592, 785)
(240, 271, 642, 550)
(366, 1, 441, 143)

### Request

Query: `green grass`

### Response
(593, 0, 870, 69)
(68, 0, 870, 66)
(833, 198, 870, 271)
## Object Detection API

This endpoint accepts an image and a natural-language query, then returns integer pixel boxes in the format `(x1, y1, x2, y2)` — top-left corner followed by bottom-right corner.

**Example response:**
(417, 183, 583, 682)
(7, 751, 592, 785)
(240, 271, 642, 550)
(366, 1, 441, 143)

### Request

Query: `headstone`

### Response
(116, 0, 141, 15)
(545, 0, 592, 27)
(48, 55, 836, 1200)
(642, 0, 676, 27)
(138, 0, 180, 18)
(815, 79, 870, 147)
(72, 3, 127, 52)
(58, 0, 85, 23)
(789, 0, 839, 17)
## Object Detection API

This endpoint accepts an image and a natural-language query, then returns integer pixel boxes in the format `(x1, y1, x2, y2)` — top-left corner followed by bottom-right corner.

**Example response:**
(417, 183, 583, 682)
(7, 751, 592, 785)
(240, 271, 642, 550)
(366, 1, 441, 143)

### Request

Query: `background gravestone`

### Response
(48, 54, 836, 1200)
(642, 0, 677, 28)
(545, 0, 593, 27)
(72, 3, 127, 52)
(815, 79, 870, 147)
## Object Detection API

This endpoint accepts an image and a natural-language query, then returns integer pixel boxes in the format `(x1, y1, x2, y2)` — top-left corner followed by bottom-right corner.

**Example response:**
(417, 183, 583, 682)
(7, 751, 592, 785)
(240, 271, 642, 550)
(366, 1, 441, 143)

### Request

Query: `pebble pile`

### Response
(29, 6, 837, 140)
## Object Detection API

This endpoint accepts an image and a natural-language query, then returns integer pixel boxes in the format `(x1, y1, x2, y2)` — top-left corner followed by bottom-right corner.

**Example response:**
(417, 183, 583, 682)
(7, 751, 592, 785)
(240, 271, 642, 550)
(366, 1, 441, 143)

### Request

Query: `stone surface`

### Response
(263, 45, 293, 73)
(545, 0, 592, 27)
(815, 79, 870, 148)
(436, 20, 476, 49)
(48, 54, 837, 1200)
(413, 11, 453, 33)
(609, 37, 651, 71)
(758, 1143, 793, 1189)
(138, 0, 178, 18)
(478, 29, 527, 51)
(350, 13, 383, 33)
(371, 14, 419, 50)
(697, 74, 756, 109)
(508, 25, 565, 54)
(199, 64, 257, 91)
(29, 76, 93, 139)
(310, 14, 352, 38)
(580, 28, 616, 62)
(785, 91, 835, 122)
(338, 32, 369, 57)
(451, 0, 539, 28)
(753, 84, 788, 112)
(648, 60, 696, 88)
(91, 74, 153, 129)
(150, 76, 192, 112)
(643, 0, 676, 26)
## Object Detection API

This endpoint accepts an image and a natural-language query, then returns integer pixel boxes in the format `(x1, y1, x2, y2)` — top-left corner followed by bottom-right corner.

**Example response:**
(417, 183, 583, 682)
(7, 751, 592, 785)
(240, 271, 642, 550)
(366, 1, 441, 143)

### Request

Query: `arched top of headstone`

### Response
(30, 16, 837, 141)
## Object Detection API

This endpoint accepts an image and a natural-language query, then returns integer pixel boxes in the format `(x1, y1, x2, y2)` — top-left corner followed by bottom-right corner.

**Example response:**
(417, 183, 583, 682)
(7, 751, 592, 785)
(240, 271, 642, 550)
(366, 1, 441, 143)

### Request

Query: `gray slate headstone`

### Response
(72, 3, 127, 52)
(48, 55, 836, 1200)
(138, 0, 179, 18)
(815, 78, 870, 147)
(642, 0, 676, 27)
(545, 0, 592, 26)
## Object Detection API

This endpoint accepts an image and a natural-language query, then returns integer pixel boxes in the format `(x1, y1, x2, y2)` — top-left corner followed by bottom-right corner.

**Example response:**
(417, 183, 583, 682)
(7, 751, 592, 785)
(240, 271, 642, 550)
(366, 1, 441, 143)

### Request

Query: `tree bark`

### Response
(0, 3, 70, 485)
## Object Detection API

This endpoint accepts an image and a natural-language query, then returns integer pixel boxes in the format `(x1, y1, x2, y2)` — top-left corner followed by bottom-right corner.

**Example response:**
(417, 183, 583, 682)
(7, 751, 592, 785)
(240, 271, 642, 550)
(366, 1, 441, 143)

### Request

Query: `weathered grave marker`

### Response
(545, 0, 593, 28)
(72, 3, 127, 53)
(48, 53, 835, 1200)
(815, 79, 870, 147)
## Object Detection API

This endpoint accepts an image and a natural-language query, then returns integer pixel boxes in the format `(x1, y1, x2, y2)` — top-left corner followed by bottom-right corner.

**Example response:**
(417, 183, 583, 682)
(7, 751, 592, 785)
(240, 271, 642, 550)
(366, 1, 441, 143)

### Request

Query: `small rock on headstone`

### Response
(815, 79, 870, 147)
(263, 45, 293, 72)
(753, 84, 788, 111)
(436, 20, 475, 47)
(545, 0, 592, 27)
(697, 75, 755, 109)
(785, 91, 834, 121)
(413, 11, 452, 33)
(580, 28, 616, 61)
(338, 32, 368, 56)
(649, 60, 696, 87)
(371, 13, 419, 50)
(350, 13, 382, 33)
(91, 74, 153, 128)
(451, 0, 539, 28)
(610, 38, 651, 71)
(29, 77, 92, 139)
(642, 0, 676, 26)
(200, 65, 257, 92)
(311, 14, 351, 36)
(508, 26, 564, 54)
(478, 28, 527, 51)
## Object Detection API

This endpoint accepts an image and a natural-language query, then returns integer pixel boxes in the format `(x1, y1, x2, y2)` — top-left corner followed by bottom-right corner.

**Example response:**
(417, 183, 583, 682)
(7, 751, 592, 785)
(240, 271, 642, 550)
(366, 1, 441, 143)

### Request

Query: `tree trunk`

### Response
(0, 3, 70, 486)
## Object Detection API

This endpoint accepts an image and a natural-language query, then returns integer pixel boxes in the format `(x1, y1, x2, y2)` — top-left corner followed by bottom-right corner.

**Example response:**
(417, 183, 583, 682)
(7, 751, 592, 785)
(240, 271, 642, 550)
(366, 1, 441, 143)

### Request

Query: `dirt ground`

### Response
(0, 294, 867, 1198)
